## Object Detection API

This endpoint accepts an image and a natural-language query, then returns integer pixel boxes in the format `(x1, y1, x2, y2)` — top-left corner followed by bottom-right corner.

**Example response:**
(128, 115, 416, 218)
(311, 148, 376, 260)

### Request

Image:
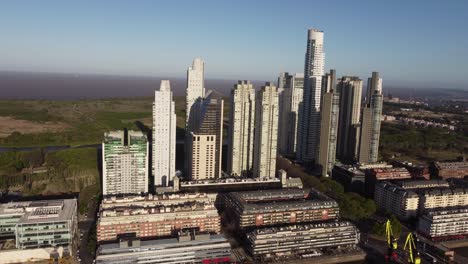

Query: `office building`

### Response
(418, 208, 468, 241)
(358, 72, 383, 164)
(188, 91, 224, 180)
(246, 221, 360, 260)
(332, 164, 366, 193)
(153, 80, 176, 187)
(97, 194, 220, 242)
(336, 76, 363, 162)
(318, 70, 340, 176)
(297, 29, 325, 163)
(431, 161, 468, 179)
(102, 130, 149, 196)
(253, 83, 279, 178)
(96, 230, 231, 264)
(0, 199, 77, 249)
(227, 80, 256, 177)
(185, 57, 205, 132)
(223, 189, 339, 229)
(277, 72, 304, 155)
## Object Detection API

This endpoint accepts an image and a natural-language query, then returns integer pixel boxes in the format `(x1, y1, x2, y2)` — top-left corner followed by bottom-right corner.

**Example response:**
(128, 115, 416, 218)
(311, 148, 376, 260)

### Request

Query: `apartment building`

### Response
(418, 208, 468, 241)
(245, 221, 359, 260)
(223, 189, 339, 229)
(96, 194, 220, 242)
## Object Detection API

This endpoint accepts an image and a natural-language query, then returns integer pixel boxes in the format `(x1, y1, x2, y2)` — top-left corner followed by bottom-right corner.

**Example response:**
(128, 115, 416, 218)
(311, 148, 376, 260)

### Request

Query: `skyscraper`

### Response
(153, 80, 176, 187)
(253, 83, 279, 178)
(102, 130, 149, 195)
(189, 91, 224, 180)
(185, 58, 205, 174)
(336, 76, 363, 162)
(227, 80, 256, 177)
(277, 72, 304, 155)
(318, 70, 340, 176)
(297, 29, 325, 163)
(358, 72, 383, 164)
(185, 58, 205, 133)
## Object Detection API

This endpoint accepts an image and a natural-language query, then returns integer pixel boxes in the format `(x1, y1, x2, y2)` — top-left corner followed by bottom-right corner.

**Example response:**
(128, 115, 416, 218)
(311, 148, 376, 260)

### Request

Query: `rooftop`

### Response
(435, 161, 468, 170)
(98, 233, 228, 254)
(0, 199, 76, 224)
(249, 221, 356, 235)
(228, 189, 338, 213)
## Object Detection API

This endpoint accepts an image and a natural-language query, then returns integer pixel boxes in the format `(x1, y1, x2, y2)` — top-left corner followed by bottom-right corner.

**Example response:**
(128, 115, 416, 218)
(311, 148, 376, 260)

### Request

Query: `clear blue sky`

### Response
(1, 0, 467, 88)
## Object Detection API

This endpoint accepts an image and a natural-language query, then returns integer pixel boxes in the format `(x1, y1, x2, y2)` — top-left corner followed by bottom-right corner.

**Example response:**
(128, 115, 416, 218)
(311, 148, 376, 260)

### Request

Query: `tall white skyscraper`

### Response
(359, 72, 383, 164)
(188, 91, 224, 180)
(297, 29, 325, 163)
(153, 80, 176, 187)
(227, 80, 256, 177)
(253, 83, 279, 178)
(336, 76, 363, 162)
(277, 72, 304, 155)
(102, 130, 149, 196)
(185, 58, 205, 132)
(318, 70, 339, 177)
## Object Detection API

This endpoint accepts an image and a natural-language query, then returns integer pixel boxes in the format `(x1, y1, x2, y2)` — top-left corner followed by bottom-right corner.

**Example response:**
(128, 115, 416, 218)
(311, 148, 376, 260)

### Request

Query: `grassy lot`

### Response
(0, 147, 99, 196)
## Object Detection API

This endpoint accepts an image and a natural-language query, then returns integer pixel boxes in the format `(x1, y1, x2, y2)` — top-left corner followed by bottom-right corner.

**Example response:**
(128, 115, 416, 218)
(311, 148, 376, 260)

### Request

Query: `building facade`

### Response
(153, 80, 176, 187)
(102, 130, 149, 196)
(227, 80, 256, 177)
(318, 70, 340, 177)
(297, 29, 325, 163)
(188, 91, 224, 180)
(253, 83, 279, 178)
(358, 72, 383, 164)
(336, 76, 363, 162)
(277, 72, 304, 155)
(97, 194, 220, 242)
(96, 231, 231, 264)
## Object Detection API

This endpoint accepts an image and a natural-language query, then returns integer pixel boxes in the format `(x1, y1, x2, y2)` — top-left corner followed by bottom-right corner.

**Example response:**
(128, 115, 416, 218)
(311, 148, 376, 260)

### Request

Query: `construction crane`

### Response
(385, 219, 399, 262)
(404, 232, 421, 264)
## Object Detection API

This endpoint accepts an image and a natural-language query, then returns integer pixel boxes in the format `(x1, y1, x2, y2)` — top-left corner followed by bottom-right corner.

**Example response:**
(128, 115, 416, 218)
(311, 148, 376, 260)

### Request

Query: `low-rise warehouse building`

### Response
(96, 230, 231, 264)
(432, 161, 468, 179)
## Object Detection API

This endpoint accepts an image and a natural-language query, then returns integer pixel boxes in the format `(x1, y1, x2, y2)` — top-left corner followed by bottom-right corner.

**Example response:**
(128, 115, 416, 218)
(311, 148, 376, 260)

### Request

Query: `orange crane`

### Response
(385, 219, 399, 262)
(404, 232, 421, 264)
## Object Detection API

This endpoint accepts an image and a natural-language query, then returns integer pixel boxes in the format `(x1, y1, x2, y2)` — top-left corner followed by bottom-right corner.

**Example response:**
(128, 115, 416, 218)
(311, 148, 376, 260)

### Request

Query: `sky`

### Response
(0, 0, 467, 88)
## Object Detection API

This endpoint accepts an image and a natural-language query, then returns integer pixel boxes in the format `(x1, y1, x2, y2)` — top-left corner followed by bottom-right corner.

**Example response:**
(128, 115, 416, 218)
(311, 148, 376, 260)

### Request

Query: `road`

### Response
(78, 218, 94, 264)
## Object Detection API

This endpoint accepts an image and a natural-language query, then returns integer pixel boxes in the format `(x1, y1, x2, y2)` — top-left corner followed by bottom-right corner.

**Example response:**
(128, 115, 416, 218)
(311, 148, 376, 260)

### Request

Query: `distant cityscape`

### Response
(1, 27, 468, 264)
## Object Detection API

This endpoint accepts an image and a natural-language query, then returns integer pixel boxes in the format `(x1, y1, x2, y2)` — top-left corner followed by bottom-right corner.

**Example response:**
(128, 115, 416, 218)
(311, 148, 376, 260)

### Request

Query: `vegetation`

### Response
(371, 214, 402, 239)
(380, 122, 467, 163)
(0, 147, 99, 196)
(277, 157, 376, 222)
